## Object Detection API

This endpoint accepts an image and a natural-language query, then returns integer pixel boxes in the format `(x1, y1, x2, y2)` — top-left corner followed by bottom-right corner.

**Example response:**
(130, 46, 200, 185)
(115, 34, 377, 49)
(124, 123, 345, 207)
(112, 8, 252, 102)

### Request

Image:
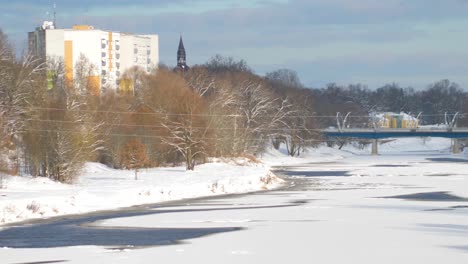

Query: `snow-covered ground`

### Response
(1, 137, 468, 264)
(0, 159, 283, 226)
(86, 137, 467, 264)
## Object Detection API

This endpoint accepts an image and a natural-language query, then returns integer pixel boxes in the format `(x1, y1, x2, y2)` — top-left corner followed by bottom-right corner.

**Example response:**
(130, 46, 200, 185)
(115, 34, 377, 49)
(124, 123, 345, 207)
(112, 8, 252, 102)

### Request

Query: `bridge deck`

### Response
(323, 128, 468, 139)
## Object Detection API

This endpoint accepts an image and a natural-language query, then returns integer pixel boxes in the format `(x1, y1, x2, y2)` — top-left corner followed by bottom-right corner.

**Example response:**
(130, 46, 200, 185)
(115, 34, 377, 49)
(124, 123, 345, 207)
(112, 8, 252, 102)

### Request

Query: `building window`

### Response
(101, 43, 106, 49)
(116, 71, 120, 77)
(101, 70, 107, 76)
(101, 52, 106, 57)
(147, 50, 150, 55)
(147, 58, 151, 64)
(116, 45, 120, 51)
(116, 54, 120, 59)
(134, 48, 138, 54)
(102, 60, 106, 66)
(116, 62, 120, 68)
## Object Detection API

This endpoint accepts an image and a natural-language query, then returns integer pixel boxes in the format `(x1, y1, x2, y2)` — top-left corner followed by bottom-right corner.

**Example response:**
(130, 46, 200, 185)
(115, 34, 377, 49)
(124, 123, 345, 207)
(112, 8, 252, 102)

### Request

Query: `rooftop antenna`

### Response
(53, 2, 57, 28)
(82, 6, 90, 25)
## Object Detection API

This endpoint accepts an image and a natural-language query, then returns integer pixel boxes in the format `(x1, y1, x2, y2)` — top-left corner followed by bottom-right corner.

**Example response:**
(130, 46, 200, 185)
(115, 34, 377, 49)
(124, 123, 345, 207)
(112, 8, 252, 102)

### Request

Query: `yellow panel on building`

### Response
(64, 40, 73, 88)
(87, 76, 100, 96)
(119, 79, 134, 94)
(72, 25, 94, 30)
(391, 118, 397, 128)
(108, 32, 113, 72)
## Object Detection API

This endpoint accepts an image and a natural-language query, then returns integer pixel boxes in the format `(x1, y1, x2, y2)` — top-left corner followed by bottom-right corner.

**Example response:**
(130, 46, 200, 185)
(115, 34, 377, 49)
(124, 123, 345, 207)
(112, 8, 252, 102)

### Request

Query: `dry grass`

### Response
(0, 160, 8, 189)
(26, 201, 41, 213)
(239, 153, 261, 163)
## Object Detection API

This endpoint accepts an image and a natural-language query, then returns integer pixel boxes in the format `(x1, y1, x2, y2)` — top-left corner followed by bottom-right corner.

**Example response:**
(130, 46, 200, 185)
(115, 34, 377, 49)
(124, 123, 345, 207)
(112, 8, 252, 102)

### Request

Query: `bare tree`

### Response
(161, 119, 205, 170)
(265, 68, 320, 155)
(140, 69, 211, 170)
(0, 54, 44, 144)
(20, 56, 104, 183)
(120, 66, 149, 96)
(201, 70, 295, 157)
(160, 88, 209, 171)
(74, 54, 99, 95)
(120, 138, 149, 180)
(232, 78, 281, 154)
(0, 29, 13, 62)
(204, 54, 252, 74)
(266, 68, 303, 92)
(0, 37, 45, 175)
(184, 66, 216, 97)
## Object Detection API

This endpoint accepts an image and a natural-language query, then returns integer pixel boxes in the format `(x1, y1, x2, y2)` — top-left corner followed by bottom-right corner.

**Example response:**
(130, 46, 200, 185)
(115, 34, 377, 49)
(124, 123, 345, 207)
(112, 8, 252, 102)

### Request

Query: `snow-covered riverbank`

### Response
(0, 159, 283, 226)
(1, 137, 465, 227)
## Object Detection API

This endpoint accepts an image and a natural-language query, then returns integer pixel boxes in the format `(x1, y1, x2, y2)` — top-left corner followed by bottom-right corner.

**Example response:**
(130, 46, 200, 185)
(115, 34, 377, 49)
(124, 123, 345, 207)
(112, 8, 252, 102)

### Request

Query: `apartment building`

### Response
(28, 22, 159, 95)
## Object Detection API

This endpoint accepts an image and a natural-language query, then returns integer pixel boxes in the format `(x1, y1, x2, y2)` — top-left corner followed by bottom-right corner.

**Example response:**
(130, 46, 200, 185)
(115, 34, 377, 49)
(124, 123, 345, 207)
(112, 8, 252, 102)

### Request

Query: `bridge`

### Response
(323, 128, 468, 155)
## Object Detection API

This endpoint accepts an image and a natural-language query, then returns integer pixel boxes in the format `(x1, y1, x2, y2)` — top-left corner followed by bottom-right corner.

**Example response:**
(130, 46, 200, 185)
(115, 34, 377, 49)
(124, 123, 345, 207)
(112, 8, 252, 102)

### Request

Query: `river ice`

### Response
(1, 137, 468, 263)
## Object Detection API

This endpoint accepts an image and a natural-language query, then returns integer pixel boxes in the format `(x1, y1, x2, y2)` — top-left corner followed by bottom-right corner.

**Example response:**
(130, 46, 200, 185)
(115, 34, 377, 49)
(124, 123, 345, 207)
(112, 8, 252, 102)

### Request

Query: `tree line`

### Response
(0, 30, 319, 183)
(1, 29, 467, 183)
(312, 81, 468, 127)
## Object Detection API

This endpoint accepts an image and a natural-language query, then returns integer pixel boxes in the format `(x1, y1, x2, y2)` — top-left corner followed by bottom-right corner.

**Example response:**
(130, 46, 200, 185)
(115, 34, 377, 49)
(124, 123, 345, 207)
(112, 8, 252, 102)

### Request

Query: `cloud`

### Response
(279, 51, 468, 89)
(2, 0, 468, 89)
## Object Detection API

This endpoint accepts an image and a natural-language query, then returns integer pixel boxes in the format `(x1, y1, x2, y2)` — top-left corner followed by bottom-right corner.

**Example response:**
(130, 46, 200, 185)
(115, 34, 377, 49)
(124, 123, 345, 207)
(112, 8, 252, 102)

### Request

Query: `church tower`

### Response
(175, 35, 189, 72)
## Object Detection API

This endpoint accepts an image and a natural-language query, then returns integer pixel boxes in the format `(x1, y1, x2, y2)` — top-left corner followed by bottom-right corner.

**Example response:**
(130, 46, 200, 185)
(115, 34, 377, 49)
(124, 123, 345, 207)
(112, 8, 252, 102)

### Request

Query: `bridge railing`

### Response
(316, 112, 467, 131)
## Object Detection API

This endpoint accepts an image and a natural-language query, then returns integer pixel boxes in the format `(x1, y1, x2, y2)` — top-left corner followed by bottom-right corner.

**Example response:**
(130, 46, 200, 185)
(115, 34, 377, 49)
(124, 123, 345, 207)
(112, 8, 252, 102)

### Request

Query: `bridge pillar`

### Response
(371, 139, 378, 155)
(452, 139, 461, 154)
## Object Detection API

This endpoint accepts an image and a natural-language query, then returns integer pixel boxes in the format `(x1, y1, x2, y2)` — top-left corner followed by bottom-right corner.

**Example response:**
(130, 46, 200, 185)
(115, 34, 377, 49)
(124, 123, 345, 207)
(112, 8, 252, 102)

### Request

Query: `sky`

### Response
(1, 0, 468, 89)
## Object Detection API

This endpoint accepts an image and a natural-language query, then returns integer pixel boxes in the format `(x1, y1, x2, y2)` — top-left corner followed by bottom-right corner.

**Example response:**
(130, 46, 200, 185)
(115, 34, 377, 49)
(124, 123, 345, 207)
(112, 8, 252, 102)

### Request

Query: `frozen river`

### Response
(1, 150, 468, 263)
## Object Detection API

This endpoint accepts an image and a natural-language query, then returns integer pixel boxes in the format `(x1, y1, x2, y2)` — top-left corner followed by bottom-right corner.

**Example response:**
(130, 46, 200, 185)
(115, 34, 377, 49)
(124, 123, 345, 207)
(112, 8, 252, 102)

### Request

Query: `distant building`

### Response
(373, 112, 419, 129)
(174, 35, 189, 72)
(28, 22, 159, 95)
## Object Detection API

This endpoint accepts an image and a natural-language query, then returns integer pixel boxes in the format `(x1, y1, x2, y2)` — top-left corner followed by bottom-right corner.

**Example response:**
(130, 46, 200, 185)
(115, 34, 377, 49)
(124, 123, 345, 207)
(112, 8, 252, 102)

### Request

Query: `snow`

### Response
(261, 137, 454, 166)
(0, 159, 283, 226)
(1, 137, 468, 263)
(83, 137, 467, 264)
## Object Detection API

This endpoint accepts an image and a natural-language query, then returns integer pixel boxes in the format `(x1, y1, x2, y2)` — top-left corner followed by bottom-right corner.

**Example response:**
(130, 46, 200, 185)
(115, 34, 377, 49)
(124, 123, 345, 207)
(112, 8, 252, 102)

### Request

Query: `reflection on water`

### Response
(0, 223, 243, 249)
(449, 245, 468, 252)
(0, 201, 303, 249)
(12, 260, 68, 264)
(426, 158, 468, 163)
(372, 164, 411, 168)
(381, 191, 468, 202)
(274, 170, 350, 177)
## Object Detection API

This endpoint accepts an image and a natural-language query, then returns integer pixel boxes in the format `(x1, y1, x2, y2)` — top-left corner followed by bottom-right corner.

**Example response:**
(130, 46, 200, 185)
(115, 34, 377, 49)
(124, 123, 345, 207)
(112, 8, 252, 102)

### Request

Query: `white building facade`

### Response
(29, 23, 159, 95)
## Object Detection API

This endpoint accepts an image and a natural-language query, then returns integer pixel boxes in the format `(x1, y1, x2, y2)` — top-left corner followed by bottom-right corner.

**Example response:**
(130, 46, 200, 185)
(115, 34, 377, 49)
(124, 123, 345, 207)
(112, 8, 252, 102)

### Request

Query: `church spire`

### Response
(176, 35, 189, 71)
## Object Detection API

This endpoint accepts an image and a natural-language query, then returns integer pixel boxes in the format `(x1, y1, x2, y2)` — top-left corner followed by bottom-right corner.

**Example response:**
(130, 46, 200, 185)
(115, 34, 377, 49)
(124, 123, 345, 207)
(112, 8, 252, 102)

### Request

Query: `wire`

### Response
(17, 127, 334, 142)
(23, 118, 326, 131)
(2, 105, 466, 119)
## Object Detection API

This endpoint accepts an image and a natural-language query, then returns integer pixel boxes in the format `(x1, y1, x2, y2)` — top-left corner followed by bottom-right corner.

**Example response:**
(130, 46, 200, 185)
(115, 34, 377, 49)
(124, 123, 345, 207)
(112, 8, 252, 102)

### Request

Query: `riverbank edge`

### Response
(0, 163, 286, 228)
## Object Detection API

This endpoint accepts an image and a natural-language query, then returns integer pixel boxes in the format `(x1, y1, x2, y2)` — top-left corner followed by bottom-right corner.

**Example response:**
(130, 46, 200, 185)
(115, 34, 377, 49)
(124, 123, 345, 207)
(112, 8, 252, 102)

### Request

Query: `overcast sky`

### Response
(1, 0, 468, 89)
